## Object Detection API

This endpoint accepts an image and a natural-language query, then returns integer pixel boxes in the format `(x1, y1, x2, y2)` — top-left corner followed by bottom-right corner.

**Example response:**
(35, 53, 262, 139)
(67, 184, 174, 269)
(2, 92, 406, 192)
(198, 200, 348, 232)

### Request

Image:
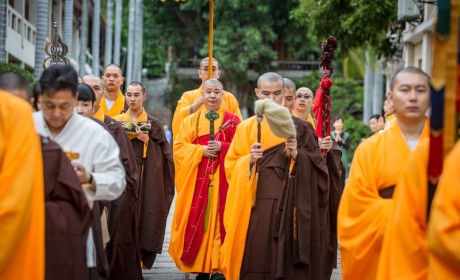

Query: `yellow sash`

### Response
(93, 106, 105, 122)
(113, 109, 149, 157)
(101, 92, 125, 117)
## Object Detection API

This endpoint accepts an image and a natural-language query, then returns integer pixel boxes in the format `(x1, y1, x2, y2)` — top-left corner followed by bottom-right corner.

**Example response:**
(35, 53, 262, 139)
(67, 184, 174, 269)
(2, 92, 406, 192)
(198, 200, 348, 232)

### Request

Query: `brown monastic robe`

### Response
(41, 136, 91, 280)
(299, 120, 342, 279)
(323, 141, 342, 278)
(91, 116, 141, 280)
(131, 115, 175, 268)
(240, 117, 330, 280)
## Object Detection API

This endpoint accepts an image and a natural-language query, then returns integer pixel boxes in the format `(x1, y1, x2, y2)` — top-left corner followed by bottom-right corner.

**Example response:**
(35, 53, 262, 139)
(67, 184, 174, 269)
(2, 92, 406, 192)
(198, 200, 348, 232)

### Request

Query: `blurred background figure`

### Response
(369, 114, 382, 135)
(332, 116, 350, 177)
(378, 116, 385, 131)
(163, 124, 172, 144)
(383, 100, 396, 128)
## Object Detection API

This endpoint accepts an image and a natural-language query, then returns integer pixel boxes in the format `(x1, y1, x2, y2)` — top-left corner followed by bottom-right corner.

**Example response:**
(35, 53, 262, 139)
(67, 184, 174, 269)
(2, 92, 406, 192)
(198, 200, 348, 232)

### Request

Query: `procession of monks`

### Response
(1, 51, 460, 280)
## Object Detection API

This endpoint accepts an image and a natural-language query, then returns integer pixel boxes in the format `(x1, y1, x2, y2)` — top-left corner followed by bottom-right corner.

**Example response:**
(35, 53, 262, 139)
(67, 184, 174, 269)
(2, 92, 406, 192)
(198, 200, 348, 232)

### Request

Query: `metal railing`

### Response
(177, 58, 319, 71)
(7, 4, 36, 44)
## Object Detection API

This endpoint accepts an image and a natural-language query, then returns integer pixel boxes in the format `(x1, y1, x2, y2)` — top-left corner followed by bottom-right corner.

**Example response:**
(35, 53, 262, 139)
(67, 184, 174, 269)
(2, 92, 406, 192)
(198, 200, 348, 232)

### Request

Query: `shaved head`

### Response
(390, 66, 429, 90)
(296, 87, 314, 96)
(83, 74, 104, 88)
(283, 78, 296, 91)
(0, 72, 29, 100)
(203, 78, 223, 90)
(200, 57, 219, 69)
(103, 64, 123, 76)
(257, 72, 284, 89)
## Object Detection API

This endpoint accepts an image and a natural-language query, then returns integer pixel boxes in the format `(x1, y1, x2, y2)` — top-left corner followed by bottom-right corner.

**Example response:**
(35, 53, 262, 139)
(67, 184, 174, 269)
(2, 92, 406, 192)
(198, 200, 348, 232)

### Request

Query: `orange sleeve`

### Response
(0, 93, 44, 279)
(428, 141, 460, 279)
(172, 91, 196, 140)
(337, 141, 392, 279)
(223, 91, 242, 121)
(377, 140, 429, 280)
(221, 122, 253, 280)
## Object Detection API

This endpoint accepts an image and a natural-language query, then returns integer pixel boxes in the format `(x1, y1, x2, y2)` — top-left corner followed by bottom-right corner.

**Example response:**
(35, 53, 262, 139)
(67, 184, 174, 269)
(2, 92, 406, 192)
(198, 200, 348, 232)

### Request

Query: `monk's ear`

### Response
(120, 76, 125, 85)
(255, 88, 261, 99)
(387, 91, 394, 107)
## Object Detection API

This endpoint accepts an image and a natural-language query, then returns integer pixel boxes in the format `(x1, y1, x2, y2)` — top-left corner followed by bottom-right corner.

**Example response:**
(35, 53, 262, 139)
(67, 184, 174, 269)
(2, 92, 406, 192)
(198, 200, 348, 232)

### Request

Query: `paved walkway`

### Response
(143, 202, 342, 280)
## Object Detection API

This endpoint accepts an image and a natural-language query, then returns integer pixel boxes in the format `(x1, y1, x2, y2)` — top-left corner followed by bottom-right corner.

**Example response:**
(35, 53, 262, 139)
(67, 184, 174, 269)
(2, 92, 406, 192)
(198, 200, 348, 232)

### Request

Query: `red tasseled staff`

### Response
(313, 36, 337, 158)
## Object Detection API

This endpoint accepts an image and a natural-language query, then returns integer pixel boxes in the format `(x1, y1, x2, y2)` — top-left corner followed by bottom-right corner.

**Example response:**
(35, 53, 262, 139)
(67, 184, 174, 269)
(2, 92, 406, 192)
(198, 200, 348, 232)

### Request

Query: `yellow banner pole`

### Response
(208, 0, 214, 78)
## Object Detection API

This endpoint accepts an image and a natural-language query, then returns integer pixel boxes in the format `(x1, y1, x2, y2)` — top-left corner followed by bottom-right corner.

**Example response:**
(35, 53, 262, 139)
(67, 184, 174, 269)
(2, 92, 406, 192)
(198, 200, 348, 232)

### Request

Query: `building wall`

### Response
(402, 3, 437, 75)
(3, 0, 104, 76)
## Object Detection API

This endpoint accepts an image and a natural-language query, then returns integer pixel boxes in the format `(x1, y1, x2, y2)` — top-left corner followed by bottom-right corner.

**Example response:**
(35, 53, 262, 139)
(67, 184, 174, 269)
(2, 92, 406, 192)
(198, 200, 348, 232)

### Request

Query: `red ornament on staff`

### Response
(313, 36, 337, 158)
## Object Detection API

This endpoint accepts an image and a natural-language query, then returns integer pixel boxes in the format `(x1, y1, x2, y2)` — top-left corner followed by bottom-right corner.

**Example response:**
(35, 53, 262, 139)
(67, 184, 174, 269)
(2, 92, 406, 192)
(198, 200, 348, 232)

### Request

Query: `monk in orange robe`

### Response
(376, 139, 430, 280)
(383, 100, 396, 128)
(292, 87, 316, 129)
(337, 67, 431, 279)
(0, 91, 45, 280)
(171, 57, 242, 142)
(427, 140, 460, 279)
(169, 78, 240, 280)
(2, 72, 91, 280)
(101, 64, 127, 117)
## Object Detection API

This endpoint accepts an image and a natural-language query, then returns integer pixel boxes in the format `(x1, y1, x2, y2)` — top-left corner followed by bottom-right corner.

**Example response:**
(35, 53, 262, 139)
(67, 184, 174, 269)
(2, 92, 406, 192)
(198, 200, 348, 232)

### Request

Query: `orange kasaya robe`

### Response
(337, 118, 429, 280)
(427, 140, 460, 279)
(171, 86, 242, 142)
(93, 106, 105, 122)
(220, 116, 285, 280)
(385, 113, 396, 129)
(376, 138, 429, 280)
(0, 91, 45, 280)
(169, 107, 240, 273)
(101, 91, 126, 117)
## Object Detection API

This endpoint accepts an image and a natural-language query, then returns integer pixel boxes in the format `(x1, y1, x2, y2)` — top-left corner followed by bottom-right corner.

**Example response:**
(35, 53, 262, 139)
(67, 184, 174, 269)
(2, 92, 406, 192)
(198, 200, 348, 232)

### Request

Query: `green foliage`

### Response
(297, 71, 363, 119)
(0, 63, 35, 84)
(343, 48, 366, 80)
(144, 0, 321, 111)
(297, 70, 369, 158)
(343, 116, 371, 158)
(162, 60, 197, 112)
(293, 0, 397, 57)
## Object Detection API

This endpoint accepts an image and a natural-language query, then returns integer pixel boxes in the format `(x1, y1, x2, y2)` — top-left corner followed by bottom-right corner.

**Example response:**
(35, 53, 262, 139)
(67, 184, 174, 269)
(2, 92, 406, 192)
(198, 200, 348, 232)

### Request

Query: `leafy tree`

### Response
(144, 0, 320, 111)
(293, 0, 397, 57)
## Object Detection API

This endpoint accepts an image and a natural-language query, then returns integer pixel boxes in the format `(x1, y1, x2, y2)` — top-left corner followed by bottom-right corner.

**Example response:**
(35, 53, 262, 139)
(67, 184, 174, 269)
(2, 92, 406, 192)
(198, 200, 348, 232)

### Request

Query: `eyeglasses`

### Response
(296, 94, 312, 99)
(200, 67, 218, 72)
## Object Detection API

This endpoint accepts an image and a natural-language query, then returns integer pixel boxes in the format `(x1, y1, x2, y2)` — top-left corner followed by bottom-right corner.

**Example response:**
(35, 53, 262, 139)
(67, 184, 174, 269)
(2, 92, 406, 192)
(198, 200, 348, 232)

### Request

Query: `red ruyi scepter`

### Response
(313, 36, 337, 158)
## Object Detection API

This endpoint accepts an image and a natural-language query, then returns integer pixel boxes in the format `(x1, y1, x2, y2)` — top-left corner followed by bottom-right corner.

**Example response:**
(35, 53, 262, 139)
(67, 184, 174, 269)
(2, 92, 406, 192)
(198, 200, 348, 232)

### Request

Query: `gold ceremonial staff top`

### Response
(43, 21, 71, 69)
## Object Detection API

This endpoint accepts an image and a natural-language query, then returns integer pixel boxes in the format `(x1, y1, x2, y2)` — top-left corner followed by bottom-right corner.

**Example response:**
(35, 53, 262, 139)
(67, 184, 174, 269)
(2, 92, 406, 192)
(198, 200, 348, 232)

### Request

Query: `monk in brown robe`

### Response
(221, 72, 334, 280)
(283, 77, 342, 279)
(114, 82, 175, 269)
(41, 136, 92, 280)
(83, 75, 141, 279)
(0, 72, 91, 280)
(76, 81, 142, 279)
(283, 78, 296, 112)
